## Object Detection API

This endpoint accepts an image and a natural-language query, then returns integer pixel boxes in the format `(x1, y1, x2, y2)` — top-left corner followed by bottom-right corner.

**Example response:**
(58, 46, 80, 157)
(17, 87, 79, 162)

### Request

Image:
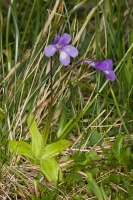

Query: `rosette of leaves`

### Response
(9, 114, 72, 185)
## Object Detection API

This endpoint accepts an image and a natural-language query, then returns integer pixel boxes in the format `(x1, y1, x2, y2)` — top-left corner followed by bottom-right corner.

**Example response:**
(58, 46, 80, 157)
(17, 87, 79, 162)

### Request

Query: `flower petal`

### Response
(63, 45, 78, 57)
(59, 33, 71, 45)
(94, 60, 113, 71)
(94, 60, 110, 71)
(44, 45, 57, 57)
(83, 59, 113, 71)
(106, 59, 113, 70)
(103, 70, 116, 81)
(59, 51, 70, 66)
(54, 35, 60, 44)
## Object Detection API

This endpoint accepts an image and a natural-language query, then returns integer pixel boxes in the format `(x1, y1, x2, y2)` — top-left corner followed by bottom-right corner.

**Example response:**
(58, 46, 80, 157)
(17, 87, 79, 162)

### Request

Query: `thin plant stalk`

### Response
(43, 57, 53, 144)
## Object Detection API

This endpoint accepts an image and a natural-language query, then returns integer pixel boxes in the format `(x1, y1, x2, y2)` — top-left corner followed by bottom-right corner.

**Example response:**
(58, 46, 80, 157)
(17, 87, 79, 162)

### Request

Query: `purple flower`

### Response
(44, 33, 78, 66)
(83, 59, 116, 81)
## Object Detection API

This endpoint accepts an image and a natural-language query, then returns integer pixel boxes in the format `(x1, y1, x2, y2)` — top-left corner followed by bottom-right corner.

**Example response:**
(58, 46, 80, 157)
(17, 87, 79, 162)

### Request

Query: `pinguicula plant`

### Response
(9, 114, 72, 185)
(9, 33, 116, 186)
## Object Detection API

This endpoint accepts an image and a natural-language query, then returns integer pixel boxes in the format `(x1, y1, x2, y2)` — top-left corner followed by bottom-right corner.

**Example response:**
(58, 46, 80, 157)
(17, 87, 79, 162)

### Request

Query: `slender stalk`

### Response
(50, 57, 53, 104)
(43, 58, 79, 144)
(43, 57, 53, 144)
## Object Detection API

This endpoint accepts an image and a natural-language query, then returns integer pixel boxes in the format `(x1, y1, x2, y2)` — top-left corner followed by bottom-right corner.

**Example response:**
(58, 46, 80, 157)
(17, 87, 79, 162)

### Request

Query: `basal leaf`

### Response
(41, 139, 72, 159)
(40, 158, 63, 185)
(88, 131, 103, 146)
(112, 135, 124, 160)
(9, 140, 34, 160)
(27, 114, 43, 158)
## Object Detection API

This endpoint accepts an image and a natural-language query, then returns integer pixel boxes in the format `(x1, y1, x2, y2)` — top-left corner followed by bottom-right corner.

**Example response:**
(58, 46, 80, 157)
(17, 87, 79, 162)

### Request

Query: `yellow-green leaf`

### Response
(9, 140, 34, 160)
(27, 114, 43, 158)
(40, 158, 63, 185)
(41, 139, 72, 159)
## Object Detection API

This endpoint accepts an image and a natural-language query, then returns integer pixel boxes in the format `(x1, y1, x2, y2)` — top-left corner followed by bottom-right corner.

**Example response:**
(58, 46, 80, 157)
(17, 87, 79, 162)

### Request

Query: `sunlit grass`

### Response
(0, 0, 133, 199)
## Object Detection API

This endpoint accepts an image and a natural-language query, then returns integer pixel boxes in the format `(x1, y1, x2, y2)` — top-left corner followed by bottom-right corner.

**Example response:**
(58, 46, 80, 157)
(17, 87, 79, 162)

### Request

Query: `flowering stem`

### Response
(50, 57, 53, 104)
(42, 57, 53, 145)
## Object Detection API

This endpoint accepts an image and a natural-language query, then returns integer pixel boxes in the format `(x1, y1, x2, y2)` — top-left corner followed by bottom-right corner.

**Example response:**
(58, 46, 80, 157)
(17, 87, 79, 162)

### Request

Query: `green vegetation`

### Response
(0, 0, 133, 199)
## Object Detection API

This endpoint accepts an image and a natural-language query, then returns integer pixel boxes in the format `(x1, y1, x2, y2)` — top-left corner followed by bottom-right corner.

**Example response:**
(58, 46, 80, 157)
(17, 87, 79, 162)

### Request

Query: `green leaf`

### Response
(112, 136, 133, 170)
(27, 114, 43, 158)
(56, 104, 67, 138)
(86, 167, 100, 176)
(124, 147, 133, 169)
(9, 140, 34, 160)
(100, 186, 108, 200)
(88, 131, 103, 146)
(86, 172, 104, 200)
(0, 108, 5, 121)
(65, 172, 83, 186)
(86, 150, 101, 164)
(73, 152, 87, 165)
(40, 158, 63, 185)
(112, 135, 124, 160)
(109, 173, 122, 184)
(40, 139, 72, 159)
